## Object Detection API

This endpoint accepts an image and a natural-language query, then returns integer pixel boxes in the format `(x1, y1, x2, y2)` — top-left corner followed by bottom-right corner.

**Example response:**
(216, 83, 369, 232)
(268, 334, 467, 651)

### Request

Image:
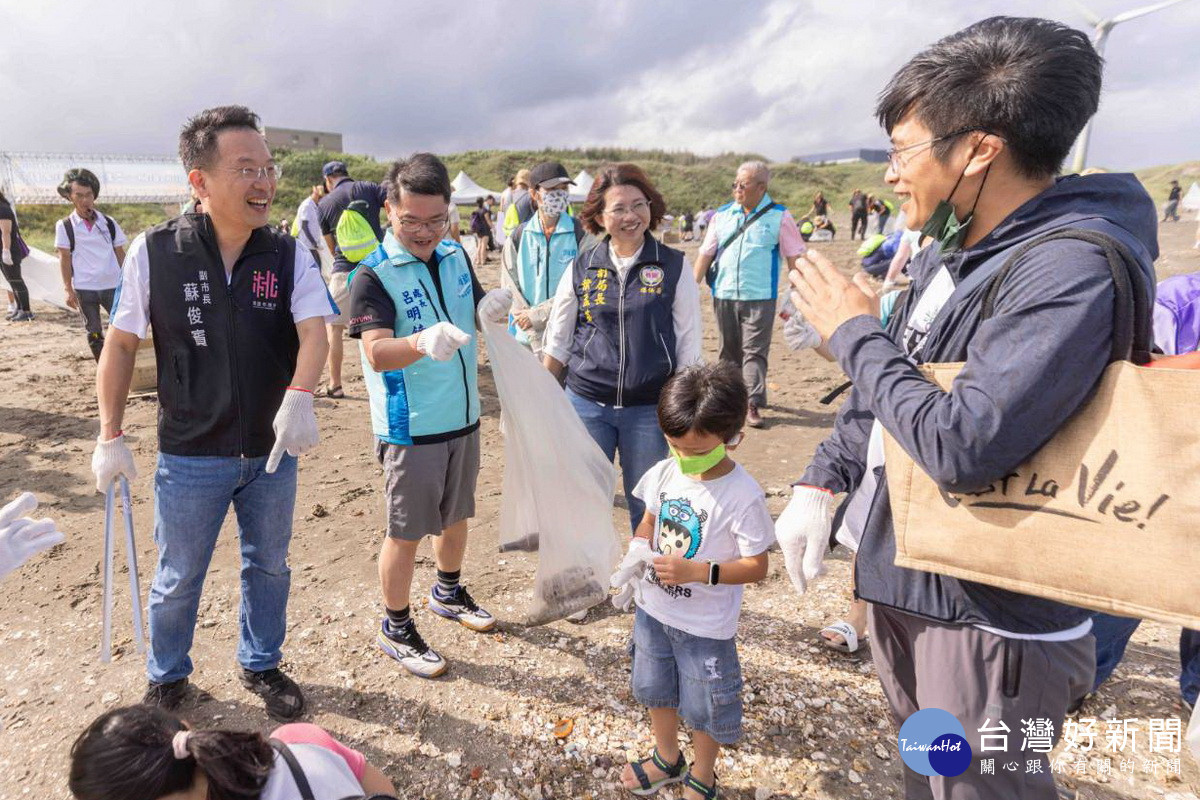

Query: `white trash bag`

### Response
(482, 319, 619, 625)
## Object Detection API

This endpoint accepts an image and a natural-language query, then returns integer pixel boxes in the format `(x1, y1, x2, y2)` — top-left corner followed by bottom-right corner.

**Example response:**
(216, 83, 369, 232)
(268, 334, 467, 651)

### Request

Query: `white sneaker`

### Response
(376, 620, 447, 678)
(429, 585, 496, 632)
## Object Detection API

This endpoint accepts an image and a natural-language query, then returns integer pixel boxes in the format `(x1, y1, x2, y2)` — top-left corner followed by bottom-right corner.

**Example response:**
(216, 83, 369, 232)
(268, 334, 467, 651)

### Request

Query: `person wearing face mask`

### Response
(499, 161, 587, 356)
(611, 363, 773, 800)
(348, 153, 511, 679)
(542, 163, 702, 534)
(783, 18, 1158, 798)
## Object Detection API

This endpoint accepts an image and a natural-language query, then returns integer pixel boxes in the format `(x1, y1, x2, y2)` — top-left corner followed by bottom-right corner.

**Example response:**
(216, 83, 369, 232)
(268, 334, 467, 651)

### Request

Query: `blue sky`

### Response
(1, 0, 1196, 170)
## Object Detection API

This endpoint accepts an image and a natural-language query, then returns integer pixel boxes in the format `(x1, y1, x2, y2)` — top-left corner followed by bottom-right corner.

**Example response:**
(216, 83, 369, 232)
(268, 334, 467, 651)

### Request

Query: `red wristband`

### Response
(795, 483, 834, 496)
(285, 386, 313, 394)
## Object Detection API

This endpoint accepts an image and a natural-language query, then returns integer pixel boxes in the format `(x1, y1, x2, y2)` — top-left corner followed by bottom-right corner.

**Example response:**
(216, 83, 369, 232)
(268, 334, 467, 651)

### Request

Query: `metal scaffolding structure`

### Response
(0, 151, 189, 204)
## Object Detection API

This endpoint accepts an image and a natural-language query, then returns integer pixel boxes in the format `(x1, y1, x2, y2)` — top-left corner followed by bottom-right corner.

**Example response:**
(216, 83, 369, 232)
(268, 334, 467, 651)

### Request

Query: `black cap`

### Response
(528, 161, 573, 189)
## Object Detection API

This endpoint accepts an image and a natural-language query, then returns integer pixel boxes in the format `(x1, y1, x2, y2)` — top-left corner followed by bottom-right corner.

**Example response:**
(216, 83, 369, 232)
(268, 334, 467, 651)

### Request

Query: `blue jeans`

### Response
(631, 607, 744, 744)
(567, 390, 668, 532)
(147, 453, 297, 683)
(1091, 612, 1200, 706)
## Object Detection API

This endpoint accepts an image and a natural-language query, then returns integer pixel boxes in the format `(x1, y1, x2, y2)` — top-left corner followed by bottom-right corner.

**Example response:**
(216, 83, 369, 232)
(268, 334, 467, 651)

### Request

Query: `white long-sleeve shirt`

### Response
(542, 243, 702, 368)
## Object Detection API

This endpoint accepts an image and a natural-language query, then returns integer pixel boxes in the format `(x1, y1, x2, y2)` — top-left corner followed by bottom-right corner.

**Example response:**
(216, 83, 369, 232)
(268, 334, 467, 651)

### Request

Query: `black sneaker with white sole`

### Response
(142, 677, 190, 710)
(239, 666, 305, 721)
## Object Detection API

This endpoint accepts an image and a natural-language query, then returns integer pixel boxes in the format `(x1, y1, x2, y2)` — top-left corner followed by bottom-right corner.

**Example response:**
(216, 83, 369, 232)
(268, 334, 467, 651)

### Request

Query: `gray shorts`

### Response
(375, 430, 480, 541)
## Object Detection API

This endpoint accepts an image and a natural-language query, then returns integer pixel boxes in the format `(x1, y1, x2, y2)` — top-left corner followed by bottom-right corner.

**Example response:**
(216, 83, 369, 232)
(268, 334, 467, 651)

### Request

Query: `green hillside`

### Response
(15, 148, 1195, 252)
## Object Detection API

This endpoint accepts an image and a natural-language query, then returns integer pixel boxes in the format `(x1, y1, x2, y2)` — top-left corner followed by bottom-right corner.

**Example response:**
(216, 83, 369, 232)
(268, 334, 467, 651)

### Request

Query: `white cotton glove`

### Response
(266, 388, 319, 473)
(1, 249, 11, 266)
(477, 288, 513, 325)
(416, 321, 472, 361)
(774, 485, 834, 594)
(610, 537, 655, 612)
(784, 313, 823, 351)
(91, 434, 138, 493)
(0, 492, 65, 581)
(779, 295, 823, 351)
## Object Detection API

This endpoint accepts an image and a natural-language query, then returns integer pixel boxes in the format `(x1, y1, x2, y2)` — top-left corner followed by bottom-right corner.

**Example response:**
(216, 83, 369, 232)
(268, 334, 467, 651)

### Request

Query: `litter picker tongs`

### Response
(101, 476, 147, 663)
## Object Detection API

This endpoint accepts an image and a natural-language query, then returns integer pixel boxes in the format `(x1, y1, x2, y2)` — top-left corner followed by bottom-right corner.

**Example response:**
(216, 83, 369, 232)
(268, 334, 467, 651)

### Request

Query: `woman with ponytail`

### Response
(69, 705, 397, 800)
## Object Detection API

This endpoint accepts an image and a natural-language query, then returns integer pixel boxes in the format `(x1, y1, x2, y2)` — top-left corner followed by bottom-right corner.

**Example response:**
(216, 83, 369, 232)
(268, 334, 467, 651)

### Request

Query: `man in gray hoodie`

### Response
(781, 17, 1158, 800)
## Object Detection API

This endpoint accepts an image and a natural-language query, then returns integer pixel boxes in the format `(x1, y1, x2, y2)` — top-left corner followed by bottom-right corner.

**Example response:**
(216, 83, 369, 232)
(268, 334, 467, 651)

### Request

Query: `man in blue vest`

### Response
(693, 161, 805, 427)
(784, 18, 1157, 798)
(92, 105, 334, 719)
(499, 160, 586, 356)
(348, 153, 512, 678)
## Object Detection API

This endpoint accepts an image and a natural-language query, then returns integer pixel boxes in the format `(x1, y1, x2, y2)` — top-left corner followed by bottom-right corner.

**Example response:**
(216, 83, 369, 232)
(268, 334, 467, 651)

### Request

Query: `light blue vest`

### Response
(359, 232, 480, 445)
(710, 193, 786, 301)
(511, 212, 580, 344)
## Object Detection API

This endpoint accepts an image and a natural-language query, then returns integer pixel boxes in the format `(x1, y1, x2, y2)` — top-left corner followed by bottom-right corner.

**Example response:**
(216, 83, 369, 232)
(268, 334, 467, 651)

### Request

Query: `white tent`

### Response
(569, 170, 594, 203)
(1181, 182, 1200, 212)
(451, 171, 502, 204)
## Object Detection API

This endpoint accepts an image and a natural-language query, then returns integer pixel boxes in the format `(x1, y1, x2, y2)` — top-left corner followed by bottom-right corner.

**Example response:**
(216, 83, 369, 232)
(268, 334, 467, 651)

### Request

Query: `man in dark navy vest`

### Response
(92, 106, 334, 720)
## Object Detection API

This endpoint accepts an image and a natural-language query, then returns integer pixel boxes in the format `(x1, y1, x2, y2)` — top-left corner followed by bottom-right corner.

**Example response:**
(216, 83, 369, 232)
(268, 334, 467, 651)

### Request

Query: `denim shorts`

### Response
(631, 607, 744, 743)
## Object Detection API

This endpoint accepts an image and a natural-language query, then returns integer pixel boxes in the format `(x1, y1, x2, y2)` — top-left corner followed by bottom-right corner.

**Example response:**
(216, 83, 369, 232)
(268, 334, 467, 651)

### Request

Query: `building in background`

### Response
(264, 126, 343, 152)
(793, 148, 888, 166)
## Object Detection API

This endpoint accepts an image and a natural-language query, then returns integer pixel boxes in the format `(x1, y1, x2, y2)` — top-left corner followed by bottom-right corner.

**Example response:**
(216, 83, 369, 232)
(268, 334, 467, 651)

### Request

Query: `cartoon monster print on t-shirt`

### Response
(656, 495, 707, 559)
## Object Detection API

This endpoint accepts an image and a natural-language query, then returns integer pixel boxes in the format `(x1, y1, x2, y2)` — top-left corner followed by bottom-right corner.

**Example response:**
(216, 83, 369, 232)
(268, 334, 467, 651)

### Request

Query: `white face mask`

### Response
(539, 188, 569, 217)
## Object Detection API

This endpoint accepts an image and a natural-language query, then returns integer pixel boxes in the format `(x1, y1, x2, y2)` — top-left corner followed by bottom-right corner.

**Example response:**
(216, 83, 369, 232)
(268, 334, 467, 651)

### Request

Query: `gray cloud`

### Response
(0, 0, 1195, 170)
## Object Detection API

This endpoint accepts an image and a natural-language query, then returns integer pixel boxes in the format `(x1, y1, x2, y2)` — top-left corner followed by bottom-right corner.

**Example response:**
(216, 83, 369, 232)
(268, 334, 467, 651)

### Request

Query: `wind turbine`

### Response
(1069, 0, 1192, 173)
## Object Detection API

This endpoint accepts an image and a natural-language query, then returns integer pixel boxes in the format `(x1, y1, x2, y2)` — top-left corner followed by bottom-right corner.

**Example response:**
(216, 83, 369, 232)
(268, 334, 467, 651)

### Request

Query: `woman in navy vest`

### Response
(542, 164, 702, 531)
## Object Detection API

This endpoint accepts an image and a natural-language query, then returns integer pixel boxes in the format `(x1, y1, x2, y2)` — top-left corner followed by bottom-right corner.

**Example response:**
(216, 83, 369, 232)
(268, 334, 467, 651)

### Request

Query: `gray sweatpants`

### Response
(713, 297, 775, 407)
(869, 605, 1094, 800)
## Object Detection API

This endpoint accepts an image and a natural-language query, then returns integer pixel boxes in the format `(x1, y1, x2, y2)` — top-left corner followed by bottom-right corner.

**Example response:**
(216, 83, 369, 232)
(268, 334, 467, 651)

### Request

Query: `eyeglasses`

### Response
(222, 165, 283, 182)
(603, 200, 650, 218)
(731, 181, 760, 191)
(397, 216, 449, 233)
(886, 128, 982, 173)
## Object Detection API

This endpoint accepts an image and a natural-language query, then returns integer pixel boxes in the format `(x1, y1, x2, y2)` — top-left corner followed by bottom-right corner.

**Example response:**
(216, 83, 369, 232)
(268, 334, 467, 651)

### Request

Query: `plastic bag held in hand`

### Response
(477, 288, 513, 325)
(266, 388, 319, 473)
(774, 485, 834, 594)
(92, 434, 138, 493)
(0, 492, 65, 580)
(610, 537, 655, 612)
(416, 321, 472, 361)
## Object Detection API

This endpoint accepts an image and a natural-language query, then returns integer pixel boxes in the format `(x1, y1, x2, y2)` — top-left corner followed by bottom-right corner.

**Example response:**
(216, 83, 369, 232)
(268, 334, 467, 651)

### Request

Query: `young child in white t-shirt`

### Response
(615, 362, 774, 800)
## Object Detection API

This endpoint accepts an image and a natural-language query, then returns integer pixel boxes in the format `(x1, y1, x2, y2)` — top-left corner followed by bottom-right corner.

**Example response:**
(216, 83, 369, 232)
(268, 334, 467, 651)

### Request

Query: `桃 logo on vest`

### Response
(897, 708, 972, 777)
(250, 270, 280, 311)
(639, 266, 664, 288)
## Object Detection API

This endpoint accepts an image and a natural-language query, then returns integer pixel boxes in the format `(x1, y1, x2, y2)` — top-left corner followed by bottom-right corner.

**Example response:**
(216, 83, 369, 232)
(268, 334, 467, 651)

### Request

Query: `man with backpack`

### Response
(782, 18, 1158, 798)
(499, 161, 587, 357)
(317, 160, 387, 398)
(54, 168, 128, 361)
(692, 161, 805, 427)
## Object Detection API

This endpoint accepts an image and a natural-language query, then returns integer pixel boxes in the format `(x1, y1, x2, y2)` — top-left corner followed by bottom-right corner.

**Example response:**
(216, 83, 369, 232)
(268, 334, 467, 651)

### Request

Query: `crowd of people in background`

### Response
(2, 14, 1199, 800)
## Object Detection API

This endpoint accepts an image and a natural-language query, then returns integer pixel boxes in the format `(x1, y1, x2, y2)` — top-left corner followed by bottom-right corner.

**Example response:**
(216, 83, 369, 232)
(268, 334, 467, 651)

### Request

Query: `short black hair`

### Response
(657, 363, 747, 442)
(178, 105, 262, 171)
(875, 16, 1101, 179)
(384, 153, 451, 204)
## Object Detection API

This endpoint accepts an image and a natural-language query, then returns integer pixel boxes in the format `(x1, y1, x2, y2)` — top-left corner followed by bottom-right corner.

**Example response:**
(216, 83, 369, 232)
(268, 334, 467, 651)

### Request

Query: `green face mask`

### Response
(919, 143, 992, 256)
(919, 200, 973, 254)
(671, 444, 727, 476)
